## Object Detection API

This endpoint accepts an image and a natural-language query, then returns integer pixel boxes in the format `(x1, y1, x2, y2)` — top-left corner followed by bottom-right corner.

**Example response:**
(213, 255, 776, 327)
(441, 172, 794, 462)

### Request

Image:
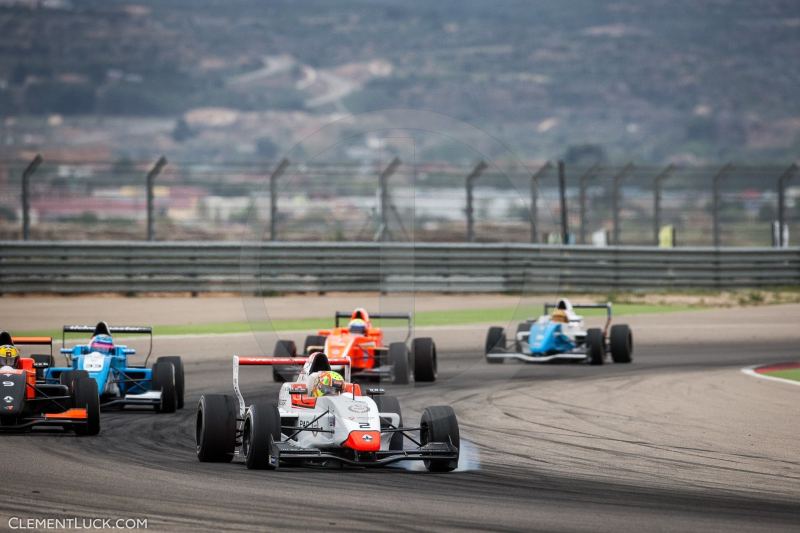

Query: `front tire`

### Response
(485, 327, 506, 363)
(155, 356, 185, 409)
(60, 370, 90, 395)
(243, 402, 281, 470)
(196, 394, 237, 462)
(610, 324, 633, 363)
(420, 406, 460, 472)
(303, 335, 326, 355)
(389, 343, 410, 385)
(374, 395, 403, 450)
(152, 362, 177, 413)
(586, 328, 605, 365)
(72, 377, 100, 436)
(412, 337, 437, 382)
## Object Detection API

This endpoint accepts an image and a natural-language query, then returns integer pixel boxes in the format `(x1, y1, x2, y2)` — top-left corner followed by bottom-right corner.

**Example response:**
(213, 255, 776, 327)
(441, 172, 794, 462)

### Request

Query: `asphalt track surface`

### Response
(2, 308, 799, 532)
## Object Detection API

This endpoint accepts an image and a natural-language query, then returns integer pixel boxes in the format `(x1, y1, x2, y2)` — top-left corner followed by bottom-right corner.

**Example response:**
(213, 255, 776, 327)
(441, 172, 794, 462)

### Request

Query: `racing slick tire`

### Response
(72, 377, 100, 436)
(412, 337, 437, 382)
(60, 370, 90, 395)
(485, 327, 506, 363)
(610, 324, 633, 363)
(303, 335, 327, 355)
(373, 395, 403, 451)
(514, 321, 534, 352)
(153, 362, 178, 413)
(586, 328, 605, 365)
(156, 356, 185, 409)
(420, 406, 460, 472)
(243, 401, 281, 470)
(196, 394, 237, 462)
(272, 340, 298, 383)
(390, 342, 410, 385)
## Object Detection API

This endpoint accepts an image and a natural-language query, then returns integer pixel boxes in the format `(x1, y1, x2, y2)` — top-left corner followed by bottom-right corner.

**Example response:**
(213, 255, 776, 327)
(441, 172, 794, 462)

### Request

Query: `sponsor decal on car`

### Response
(348, 403, 370, 413)
(4, 395, 13, 403)
(2, 381, 12, 386)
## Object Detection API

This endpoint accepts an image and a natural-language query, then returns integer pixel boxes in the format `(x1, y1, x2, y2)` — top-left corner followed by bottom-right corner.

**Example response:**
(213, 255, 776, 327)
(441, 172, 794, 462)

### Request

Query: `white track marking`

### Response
(740, 365, 800, 387)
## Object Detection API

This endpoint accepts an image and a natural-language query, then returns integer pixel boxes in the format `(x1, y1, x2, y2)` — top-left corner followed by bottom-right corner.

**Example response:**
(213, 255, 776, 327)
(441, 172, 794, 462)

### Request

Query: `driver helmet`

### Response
(348, 318, 367, 335)
(0, 344, 20, 368)
(89, 334, 114, 355)
(551, 309, 569, 323)
(311, 371, 344, 397)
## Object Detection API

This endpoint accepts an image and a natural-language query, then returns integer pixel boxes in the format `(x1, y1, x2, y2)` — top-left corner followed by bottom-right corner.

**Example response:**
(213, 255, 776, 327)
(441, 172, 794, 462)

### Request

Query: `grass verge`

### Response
(14, 302, 695, 338)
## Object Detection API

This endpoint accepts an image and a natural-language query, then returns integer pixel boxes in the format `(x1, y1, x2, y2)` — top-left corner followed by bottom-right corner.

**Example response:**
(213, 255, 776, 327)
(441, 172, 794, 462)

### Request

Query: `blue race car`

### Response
(45, 322, 184, 412)
(484, 299, 633, 365)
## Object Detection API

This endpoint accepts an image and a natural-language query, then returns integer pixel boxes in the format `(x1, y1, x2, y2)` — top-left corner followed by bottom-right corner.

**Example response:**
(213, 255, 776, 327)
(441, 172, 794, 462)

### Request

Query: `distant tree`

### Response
(172, 118, 194, 142)
(563, 144, 607, 166)
(24, 82, 95, 115)
(256, 137, 279, 159)
(11, 63, 27, 86)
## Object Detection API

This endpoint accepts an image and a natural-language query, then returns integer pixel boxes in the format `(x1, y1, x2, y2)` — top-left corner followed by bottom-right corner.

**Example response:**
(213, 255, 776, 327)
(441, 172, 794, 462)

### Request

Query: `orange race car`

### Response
(271, 308, 437, 385)
(0, 331, 100, 435)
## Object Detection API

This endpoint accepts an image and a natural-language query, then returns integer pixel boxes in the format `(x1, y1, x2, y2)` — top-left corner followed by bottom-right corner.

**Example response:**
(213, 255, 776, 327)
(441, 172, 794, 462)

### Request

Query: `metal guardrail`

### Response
(0, 241, 798, 294)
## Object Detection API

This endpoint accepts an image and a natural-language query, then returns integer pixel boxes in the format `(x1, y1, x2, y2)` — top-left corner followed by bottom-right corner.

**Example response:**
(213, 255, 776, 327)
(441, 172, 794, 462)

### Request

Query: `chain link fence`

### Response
(0, 157, 797, 247)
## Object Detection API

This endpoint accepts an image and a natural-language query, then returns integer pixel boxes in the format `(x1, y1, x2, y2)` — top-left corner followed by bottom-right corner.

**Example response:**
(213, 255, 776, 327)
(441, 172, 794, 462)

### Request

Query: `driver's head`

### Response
(348, 318, 367, 335)
(0, 344, 20, 368)
(89, 334, 114, 355)
(311, 371, 344, 397)
(551, 309, 568, 323)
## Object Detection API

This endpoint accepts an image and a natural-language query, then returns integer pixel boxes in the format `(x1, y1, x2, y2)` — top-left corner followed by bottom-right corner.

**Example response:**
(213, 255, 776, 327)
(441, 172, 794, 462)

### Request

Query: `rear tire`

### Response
(72, 377, 100, 436)
(243, 402, 281, 470)
(586, 328, 605, 365)
(303, 335, 326, 355)
(412, 337, 437, 382)
(373, 395, 403, 450)
(485, 327, 506, 363)
(390, 343, 410, 385)
(152, 362, 177, 413)
(610, 324, 633, 363)
(196, 394, 237, 462)
(272, 340, 298, 383)
(155, 356, 185, 409)
(420, 406, 460, 472)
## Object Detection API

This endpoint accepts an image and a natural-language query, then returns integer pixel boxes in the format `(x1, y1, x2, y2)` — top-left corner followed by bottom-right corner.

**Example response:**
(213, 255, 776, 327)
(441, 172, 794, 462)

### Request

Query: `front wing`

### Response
(486, 350, 588, 364)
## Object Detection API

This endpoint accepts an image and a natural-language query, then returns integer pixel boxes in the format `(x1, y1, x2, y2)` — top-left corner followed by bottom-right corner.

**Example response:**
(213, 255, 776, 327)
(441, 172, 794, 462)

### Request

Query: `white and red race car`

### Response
(195, 352, 459, 471)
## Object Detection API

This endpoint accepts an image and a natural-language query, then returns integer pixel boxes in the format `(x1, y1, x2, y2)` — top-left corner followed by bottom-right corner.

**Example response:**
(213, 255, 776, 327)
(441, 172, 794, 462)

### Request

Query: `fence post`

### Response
(21, 154, 43, 241)
(653, 164, 675, 245)
(611, 163, 634, 245)
(578, 164, 598, 244)
(712, 163, 733, 248)
(146, 156, 167, 241)
(268, 158, 290, 241)
(558, 161, 568, 244)
(375, 157, 401, 242)
(777, 164, 798, 247)
(465, 161, 487, 242)
(529, 162, 551, 243)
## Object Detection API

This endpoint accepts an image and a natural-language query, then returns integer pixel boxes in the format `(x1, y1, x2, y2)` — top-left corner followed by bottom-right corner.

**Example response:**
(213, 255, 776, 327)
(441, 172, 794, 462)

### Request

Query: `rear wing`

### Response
(543, 302, 612, 332)
(334, 311, 412, 340)
(233, 355, 353, 417)
(62, 325, 154, 365)
(11, 336, 53, 357)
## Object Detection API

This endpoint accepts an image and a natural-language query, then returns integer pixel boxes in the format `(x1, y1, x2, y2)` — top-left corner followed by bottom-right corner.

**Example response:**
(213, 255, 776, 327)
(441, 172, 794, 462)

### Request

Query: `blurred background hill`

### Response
(0, 0, 799, 164)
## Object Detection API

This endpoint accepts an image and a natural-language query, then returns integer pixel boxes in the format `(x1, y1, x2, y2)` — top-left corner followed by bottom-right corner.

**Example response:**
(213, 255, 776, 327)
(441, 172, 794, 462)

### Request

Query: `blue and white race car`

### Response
(45, 322, 184, 412)
(484, 299, 633, 365)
